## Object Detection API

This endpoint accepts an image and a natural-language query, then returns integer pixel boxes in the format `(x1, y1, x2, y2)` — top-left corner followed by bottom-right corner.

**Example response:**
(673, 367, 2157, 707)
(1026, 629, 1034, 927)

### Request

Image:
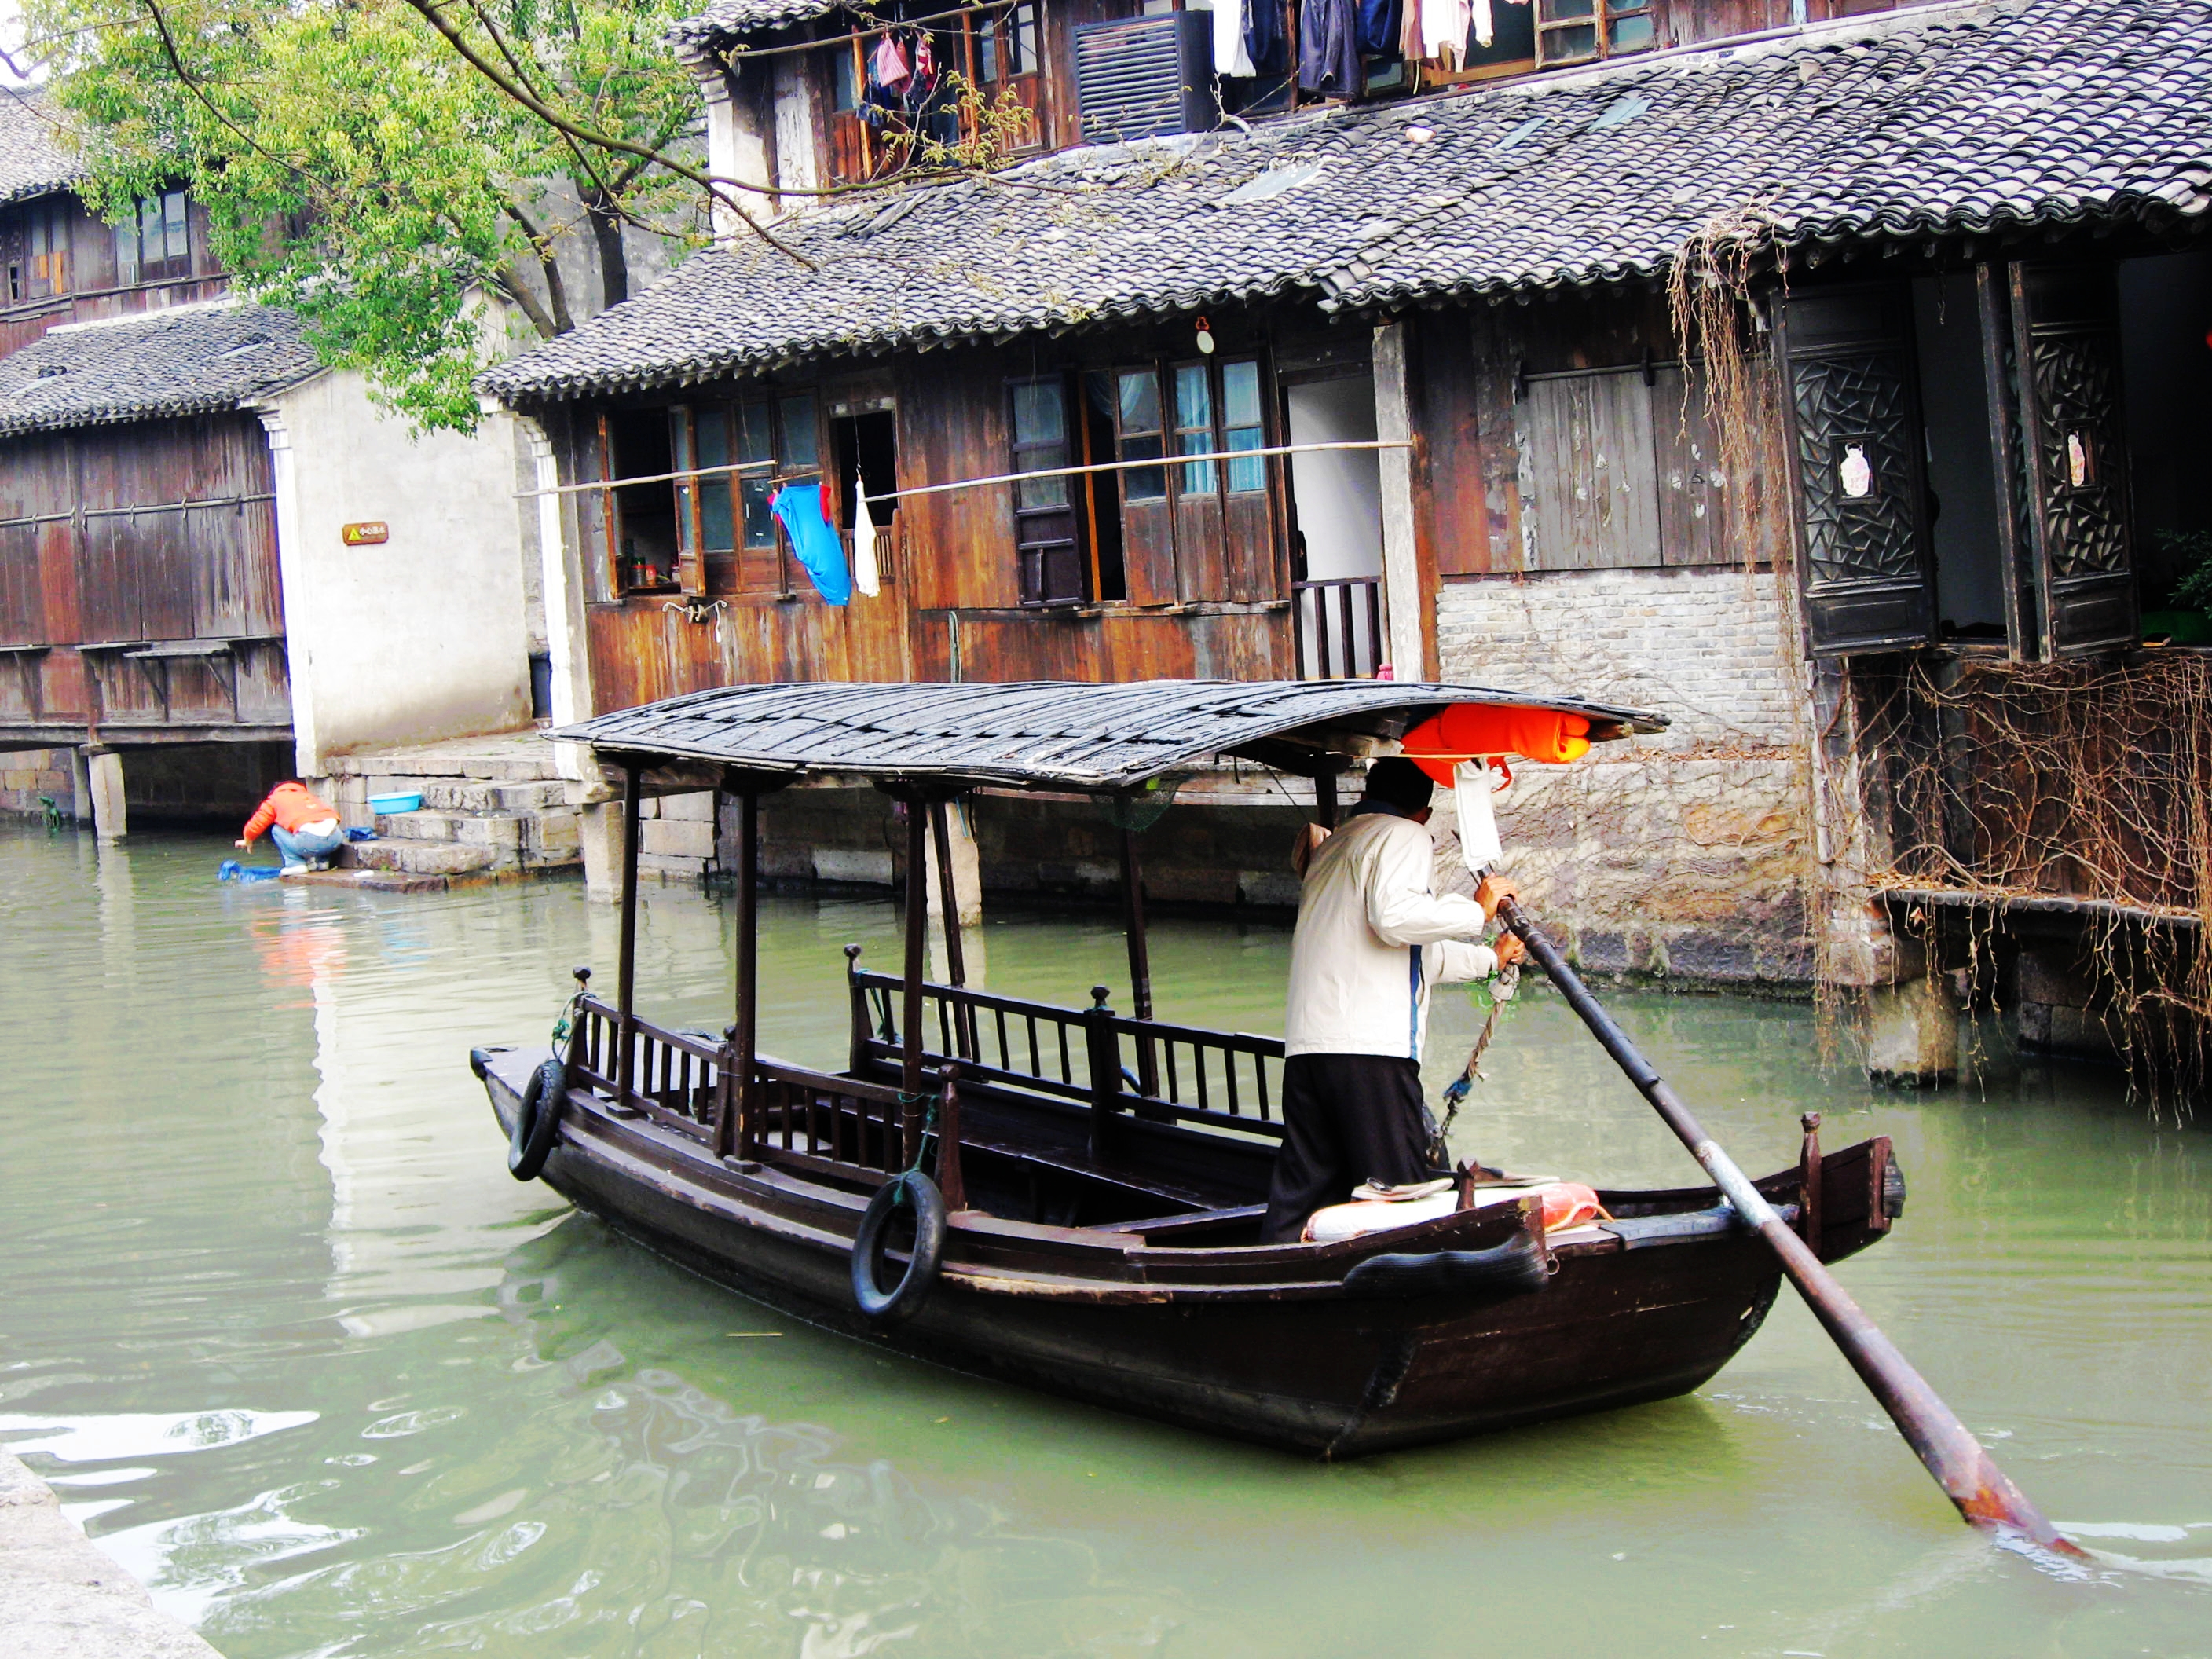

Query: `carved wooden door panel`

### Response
(2009, 262, 2136, 656)
(1775, 284, 1936, 657)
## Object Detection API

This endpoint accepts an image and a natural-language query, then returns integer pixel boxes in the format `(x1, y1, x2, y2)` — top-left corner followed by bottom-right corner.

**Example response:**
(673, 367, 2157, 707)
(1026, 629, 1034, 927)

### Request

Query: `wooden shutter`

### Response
(668, 405, 705, 596)
(2009, 262, 2136, 656)
(1519, 368, 1661, 570)
(1775, 285, 1936, 657)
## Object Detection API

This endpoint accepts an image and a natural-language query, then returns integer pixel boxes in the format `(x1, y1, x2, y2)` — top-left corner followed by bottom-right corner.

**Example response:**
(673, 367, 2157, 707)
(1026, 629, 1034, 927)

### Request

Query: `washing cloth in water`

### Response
(770, 484, 852, 606)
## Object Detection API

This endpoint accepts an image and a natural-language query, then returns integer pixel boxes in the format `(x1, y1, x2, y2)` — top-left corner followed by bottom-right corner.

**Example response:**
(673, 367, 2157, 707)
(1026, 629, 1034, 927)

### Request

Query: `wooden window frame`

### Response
(1534, 0, 1655, 66)
(1009, 372, 1088, 607)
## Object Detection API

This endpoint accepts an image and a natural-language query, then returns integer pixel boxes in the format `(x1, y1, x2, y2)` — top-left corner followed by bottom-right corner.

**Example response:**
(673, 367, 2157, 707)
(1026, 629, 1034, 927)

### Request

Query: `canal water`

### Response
(3, 822, 2207, 1658)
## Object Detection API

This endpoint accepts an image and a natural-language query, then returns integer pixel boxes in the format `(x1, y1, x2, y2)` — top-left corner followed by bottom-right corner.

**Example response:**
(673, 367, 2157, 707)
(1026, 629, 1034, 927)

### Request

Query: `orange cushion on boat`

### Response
(1401, 704, 1594, 785)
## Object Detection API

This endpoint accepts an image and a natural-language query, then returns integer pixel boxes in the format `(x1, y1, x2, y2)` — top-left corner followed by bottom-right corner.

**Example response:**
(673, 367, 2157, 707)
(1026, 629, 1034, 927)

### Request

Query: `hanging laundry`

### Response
(1472, 0, 1493, 48)
(1243, 0, 1288, 75)
(1298, 0, 1361, 94)
(770, 484, 852, 606)
(911, 31, 937, 91)
(1355, 0, 1400, 57)
(1421, 0, 1472, 69)
(851, 485, 881, 599)
(1397, 0, 1422, 65)
(1188, 0, 1257, 78)
(869, 33, 911, 94)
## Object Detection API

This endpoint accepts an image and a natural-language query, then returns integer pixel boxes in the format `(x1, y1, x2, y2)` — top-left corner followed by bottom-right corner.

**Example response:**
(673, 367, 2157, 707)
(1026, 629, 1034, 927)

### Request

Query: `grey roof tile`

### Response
(485, 0, 2212, 405)
(669, 0, 840, 49)
(0, 304, 322, 436)
(0, 86, 84, 205)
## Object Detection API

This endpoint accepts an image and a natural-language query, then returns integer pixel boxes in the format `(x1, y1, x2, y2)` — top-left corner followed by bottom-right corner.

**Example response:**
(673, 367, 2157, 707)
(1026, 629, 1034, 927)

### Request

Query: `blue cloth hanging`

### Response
(1356, 0, 1400, 56)
(770, 483, 851, 606)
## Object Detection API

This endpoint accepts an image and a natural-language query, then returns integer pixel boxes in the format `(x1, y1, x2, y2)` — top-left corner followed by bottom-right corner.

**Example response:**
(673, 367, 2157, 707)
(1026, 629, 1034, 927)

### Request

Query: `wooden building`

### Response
(0, 88, 540, 833)
(486, 0, 2212, 1077)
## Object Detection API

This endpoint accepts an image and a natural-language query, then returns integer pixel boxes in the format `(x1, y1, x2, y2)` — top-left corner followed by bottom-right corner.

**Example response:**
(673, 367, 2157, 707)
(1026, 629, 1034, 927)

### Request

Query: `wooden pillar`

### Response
(899, 791, 929, 1163)
(1372, 319, 1430, 681)
(717, 787, 760, 1159)
(1314, 768, 1339, 830)
(615, 760, 643, 1107)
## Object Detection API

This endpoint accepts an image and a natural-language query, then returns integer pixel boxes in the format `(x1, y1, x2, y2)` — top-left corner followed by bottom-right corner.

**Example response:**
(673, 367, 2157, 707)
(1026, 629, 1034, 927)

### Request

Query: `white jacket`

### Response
(1284, 807, 1497, 1060)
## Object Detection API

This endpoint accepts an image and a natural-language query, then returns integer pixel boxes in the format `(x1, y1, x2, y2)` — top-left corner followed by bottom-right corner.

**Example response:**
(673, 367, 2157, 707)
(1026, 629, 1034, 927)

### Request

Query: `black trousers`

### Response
(1262, 1053, 1437, 1243)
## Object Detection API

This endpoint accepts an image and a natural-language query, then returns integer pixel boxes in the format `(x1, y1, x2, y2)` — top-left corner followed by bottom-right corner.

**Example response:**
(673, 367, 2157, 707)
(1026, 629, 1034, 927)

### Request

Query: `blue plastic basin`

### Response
(369, 791, 423, 815)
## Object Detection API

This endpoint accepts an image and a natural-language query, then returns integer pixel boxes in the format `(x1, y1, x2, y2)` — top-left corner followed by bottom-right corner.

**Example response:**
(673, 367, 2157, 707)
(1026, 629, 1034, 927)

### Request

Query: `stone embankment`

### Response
(0, 1450, 222, 1659)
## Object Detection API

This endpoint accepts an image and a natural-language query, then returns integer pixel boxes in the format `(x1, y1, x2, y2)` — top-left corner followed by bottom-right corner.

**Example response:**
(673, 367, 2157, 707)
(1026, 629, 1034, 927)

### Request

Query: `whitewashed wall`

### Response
(264, 371, 533, 774)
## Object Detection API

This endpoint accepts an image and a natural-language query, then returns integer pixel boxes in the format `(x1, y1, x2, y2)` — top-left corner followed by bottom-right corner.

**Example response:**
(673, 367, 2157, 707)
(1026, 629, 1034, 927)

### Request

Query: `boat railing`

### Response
(569, 991, 960, 1192)
(848, 959, 1286, 1151)
(570, 994, 723, 1144)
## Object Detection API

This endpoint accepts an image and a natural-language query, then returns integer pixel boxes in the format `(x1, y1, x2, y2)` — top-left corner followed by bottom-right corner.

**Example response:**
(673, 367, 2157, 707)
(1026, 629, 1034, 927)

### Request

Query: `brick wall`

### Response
(1434, 566, 1812, 984)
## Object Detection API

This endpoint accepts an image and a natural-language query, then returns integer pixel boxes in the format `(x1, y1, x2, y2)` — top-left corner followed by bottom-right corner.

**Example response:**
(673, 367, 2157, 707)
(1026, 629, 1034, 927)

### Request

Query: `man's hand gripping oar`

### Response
(1489, 887, 2085, 1557)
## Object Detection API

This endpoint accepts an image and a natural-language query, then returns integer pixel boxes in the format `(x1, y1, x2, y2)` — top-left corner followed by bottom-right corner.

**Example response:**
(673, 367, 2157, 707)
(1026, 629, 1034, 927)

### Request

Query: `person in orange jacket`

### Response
(237, 780, 345, 875)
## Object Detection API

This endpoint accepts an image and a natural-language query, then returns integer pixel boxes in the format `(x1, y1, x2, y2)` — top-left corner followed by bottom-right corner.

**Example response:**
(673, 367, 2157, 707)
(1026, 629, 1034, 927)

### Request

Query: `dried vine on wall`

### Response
(1875, 652, 2212, 1111)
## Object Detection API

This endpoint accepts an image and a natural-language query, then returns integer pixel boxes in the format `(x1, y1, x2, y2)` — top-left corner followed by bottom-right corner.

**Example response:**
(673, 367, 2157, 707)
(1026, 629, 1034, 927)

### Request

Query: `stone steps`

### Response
(313, 730, 583, 884)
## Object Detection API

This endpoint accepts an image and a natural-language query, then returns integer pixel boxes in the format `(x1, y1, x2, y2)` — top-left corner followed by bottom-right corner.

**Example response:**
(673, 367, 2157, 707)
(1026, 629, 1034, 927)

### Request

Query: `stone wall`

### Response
(0, 748, 75, 819)
(1434, 565, 1813, 985)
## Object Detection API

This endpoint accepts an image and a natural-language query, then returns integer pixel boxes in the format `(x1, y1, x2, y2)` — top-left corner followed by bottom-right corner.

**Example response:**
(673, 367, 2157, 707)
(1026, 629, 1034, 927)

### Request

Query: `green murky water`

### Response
(4, 822, 2208, 1657)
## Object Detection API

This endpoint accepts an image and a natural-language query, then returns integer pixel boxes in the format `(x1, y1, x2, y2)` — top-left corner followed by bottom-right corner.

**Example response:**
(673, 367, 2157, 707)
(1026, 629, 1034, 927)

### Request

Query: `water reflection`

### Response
(4, 824, 2209, 1658)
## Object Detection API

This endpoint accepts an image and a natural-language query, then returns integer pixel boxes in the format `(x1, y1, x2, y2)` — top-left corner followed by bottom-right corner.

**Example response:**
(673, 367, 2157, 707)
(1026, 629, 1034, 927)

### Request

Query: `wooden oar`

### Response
(1496, 896, 2083, 1556)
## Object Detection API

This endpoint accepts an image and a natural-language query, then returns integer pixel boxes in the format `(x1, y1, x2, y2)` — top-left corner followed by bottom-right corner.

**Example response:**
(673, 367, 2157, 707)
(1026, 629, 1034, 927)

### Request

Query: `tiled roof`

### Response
(669, 0, 841, 49)
(484, 0, 2212, 405)
(0, 304, 323, 437)
(0, 86, 84, 205)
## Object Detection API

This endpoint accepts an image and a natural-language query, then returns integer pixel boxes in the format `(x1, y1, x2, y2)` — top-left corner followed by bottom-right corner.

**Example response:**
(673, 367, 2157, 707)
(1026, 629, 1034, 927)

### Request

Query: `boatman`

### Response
(1263, 756, 1523, 1243)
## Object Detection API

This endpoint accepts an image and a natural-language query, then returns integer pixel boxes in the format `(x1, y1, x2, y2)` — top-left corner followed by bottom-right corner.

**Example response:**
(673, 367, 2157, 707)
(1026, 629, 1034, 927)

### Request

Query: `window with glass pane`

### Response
(1011, 3, 1038, 73)
(778, 394, 819, 474)
(1118, 369, 1166, 500)
(1220, 360, 1265, 493)
(738, 400, 777, 546)
(1011, 379, 1069, 510)
(697, 406, 735, 550)
(1537, 0, 1650, 64)
(833, 47, 858, 112)
(1174, 364, 1215, 494)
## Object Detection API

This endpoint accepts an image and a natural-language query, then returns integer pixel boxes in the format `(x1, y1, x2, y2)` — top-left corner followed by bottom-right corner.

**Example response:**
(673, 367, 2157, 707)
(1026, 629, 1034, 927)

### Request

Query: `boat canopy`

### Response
(555, 680, 1668, 792)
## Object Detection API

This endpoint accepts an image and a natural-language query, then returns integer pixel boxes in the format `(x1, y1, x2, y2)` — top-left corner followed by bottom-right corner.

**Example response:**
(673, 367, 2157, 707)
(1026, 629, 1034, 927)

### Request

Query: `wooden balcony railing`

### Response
(1292, 577, 1383, 680)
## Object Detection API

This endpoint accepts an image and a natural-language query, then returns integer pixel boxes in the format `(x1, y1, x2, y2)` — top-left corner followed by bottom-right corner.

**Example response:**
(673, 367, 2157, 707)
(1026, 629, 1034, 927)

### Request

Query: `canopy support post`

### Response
(899, 790, 930, 1164)
(928, 796, 973, 1058)
(1314, 769, 1339, 830)
(717, 787, 760, 1160)
(1118, 826, 1158, 1097)
(615, 760, 643, 1111)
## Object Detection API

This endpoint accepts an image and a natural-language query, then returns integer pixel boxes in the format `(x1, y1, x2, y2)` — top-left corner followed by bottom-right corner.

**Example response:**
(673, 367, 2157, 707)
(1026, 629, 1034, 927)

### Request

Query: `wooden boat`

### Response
(471, 680, 1904, 1456)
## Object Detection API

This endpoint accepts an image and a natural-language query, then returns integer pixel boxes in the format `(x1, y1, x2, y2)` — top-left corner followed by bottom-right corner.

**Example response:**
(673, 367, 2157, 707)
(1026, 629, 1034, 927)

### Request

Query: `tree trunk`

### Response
(586, 189, 628, 312)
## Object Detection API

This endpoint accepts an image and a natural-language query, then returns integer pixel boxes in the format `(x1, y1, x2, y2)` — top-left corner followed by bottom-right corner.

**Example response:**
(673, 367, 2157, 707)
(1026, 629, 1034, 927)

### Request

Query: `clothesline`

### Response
(513, 460, 823, 501)
(515, 439, 1408, 505)
(871, 438, 1414, 503)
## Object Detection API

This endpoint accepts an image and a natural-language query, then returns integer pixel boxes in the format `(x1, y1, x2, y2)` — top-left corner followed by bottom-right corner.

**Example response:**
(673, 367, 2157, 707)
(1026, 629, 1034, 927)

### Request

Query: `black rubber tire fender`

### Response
(1341, 1231, 1549, 1302)
(507, 1057, 569, 1181)
(851, 1170, 948, 1326)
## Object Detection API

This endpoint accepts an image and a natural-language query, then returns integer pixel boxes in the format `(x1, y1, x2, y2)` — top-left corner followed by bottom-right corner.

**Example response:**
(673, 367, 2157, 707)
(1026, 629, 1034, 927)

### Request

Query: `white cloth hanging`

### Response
(1472, 0, 1493, 48)
(851, 485, 881, 598)
(1188, 0, 1257, 79)
(1422, 0, 1472, 67)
